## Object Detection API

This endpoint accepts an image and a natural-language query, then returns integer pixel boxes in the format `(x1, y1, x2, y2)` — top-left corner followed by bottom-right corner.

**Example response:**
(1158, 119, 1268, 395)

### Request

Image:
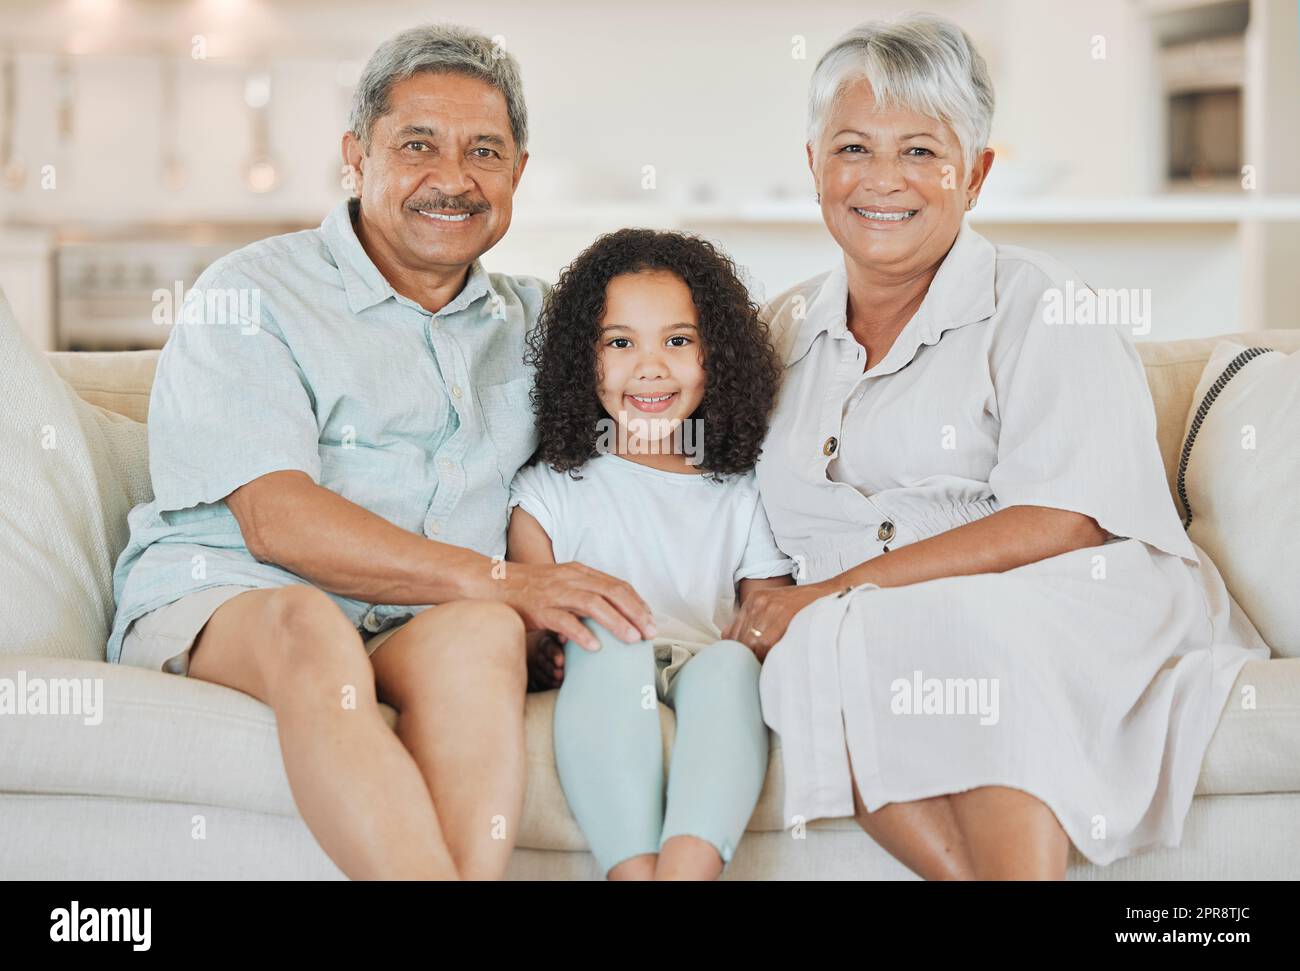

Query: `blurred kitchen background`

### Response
(0, 0, 1298, 351)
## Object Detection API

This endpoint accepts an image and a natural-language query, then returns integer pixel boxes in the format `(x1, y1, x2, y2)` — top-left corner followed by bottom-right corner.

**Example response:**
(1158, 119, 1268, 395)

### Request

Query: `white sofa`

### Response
(2, 331, 1299, 880)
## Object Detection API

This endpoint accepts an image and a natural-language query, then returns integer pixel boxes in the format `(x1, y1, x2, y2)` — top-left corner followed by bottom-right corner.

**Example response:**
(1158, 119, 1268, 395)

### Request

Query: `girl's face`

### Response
(595, 269, 707, 454)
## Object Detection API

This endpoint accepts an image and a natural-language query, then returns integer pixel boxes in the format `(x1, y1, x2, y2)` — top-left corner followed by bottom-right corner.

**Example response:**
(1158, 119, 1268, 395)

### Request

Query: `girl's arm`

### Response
(506, 505, 557, 569)
(506, 507, 567, 690)
(502, 502, 653, 651)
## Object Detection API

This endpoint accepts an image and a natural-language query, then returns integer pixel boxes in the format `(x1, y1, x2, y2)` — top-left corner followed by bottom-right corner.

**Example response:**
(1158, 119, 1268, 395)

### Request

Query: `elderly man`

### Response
(106, 24, 654, 881)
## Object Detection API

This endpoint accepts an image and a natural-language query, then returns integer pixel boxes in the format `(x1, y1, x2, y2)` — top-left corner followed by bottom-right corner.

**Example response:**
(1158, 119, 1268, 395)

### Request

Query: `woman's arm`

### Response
(739, 575, 795, 603)
(726, 505, 1105, 658)
(826, 504, 1106, 593)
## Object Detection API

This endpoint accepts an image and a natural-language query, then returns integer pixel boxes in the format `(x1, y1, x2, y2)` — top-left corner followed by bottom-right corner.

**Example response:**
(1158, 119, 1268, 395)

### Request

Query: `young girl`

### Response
(506, 228, 794, 881)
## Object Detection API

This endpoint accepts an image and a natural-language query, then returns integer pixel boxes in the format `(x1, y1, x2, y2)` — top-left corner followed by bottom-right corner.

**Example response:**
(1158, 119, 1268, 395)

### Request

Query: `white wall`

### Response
(0, 0, 1296, 344)
(0, 0, 1171, 225)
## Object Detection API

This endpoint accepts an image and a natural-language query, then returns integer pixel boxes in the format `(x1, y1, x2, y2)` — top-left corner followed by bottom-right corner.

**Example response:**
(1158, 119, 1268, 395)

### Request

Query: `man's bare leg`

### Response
(948, 785, 1071, 880)
(370, 600, 527, 881)
(851, 775, 976, 880)
(187, 585, 458, 879)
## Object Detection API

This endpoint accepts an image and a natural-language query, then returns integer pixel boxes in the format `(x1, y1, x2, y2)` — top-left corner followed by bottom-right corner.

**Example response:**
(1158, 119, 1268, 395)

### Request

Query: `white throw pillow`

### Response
(0, 290, 151, 661)
(1178, 340, 1300, 658)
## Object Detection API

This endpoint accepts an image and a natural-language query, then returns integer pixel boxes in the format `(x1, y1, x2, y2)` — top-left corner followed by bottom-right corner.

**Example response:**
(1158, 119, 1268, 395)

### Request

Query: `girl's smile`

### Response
(624, 390, 678, 413)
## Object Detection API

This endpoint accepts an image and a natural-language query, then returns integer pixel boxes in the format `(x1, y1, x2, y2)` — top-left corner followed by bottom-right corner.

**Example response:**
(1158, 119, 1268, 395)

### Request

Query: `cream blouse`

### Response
(754, 224, 1195, 586)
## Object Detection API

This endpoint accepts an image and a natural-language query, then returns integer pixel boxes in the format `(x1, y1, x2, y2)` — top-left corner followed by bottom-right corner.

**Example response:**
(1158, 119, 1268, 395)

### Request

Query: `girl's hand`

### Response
(723, 581, 836, 661)
(526, 630, 566, 691)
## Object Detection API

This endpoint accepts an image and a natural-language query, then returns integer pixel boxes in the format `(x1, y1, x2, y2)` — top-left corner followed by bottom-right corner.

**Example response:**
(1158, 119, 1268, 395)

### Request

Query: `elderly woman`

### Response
(723, 15, 1268, 879)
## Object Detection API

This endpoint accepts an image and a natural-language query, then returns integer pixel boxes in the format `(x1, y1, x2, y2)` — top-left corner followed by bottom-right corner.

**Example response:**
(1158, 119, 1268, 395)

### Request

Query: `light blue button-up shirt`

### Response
(106, 198, 547, 664)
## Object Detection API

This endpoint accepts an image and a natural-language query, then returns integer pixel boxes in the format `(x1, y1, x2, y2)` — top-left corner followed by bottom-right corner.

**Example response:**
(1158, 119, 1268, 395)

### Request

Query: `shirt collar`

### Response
(321, 197, 496, 316)
(785, 221, 997, 368)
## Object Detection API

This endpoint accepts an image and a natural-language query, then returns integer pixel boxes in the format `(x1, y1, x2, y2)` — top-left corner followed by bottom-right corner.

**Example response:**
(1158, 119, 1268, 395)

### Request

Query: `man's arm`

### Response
(227, 470, 655, 651)
(227, 470, 493, 605)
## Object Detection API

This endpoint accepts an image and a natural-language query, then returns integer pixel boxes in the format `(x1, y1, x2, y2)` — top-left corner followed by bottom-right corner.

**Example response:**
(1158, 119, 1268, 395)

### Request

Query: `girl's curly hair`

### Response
(524, 228, 783, 480)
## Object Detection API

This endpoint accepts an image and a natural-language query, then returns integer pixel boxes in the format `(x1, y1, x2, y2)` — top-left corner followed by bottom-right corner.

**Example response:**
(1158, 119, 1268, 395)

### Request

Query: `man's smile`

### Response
(410, 205, 483, 225)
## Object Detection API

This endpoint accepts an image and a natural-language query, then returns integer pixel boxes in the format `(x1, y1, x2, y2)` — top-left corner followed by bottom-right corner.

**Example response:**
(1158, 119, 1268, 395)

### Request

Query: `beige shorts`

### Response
(118, 585, 409, 676)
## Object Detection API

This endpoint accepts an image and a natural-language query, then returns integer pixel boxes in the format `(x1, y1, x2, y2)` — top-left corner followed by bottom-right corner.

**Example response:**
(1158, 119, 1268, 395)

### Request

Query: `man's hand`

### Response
(498, 560, 656, 653)
(723, 581, 835, 661)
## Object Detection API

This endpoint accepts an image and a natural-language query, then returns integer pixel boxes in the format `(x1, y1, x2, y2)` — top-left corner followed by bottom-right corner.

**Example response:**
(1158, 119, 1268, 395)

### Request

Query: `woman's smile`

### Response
(851, 204, 920, 227)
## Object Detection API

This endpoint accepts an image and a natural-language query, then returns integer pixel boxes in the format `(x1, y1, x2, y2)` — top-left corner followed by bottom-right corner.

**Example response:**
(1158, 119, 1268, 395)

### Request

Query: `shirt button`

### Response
(877, 521, 896, 543)
(428, 520, 441, 535)
(441, 459, 455, 473)
(362, 609, 382, 633)
(822, 436, 838, 456)
(452, 385, 462, 399)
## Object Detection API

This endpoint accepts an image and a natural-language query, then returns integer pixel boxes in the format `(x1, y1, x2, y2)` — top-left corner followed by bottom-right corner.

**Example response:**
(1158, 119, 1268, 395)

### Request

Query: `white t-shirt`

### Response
(508, 453, 795, 660)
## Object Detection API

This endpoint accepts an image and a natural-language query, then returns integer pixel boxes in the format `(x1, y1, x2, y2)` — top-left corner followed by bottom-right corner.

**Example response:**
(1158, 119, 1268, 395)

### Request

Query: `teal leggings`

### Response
(553, 618, 769, 876)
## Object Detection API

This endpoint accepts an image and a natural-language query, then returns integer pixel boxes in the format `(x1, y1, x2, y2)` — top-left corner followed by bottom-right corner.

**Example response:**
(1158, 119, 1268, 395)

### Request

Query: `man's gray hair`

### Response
(349, 23, 528, 160)
(807, 14, 994, 170)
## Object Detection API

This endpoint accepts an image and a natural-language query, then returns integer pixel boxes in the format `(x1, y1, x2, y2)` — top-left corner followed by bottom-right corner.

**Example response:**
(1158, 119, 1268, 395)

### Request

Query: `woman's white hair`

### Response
(807, 13, 994, 170)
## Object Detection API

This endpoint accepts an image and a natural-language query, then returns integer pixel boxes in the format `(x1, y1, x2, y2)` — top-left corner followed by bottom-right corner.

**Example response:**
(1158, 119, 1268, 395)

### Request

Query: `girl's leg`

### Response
(553, 617, 665, 880)
(657, 639, 768, 880)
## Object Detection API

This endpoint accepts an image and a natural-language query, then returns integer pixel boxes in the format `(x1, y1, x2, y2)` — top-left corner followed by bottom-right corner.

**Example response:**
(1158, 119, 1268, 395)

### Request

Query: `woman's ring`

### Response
(748, 627, 764, 640)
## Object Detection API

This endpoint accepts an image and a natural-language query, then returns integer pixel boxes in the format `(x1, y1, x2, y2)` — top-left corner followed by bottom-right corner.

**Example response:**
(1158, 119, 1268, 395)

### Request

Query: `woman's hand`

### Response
(723, 581, 837, 661)
(526, 629, 565, 691)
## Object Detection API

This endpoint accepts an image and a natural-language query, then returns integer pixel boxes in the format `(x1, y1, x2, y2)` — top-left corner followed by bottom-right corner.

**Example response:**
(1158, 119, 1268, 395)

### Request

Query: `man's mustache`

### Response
(407, 196, 490, 214)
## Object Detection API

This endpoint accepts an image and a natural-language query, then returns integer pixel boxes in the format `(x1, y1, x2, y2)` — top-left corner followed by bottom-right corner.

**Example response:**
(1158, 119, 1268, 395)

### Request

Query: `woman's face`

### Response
(809, 77, 992, 280)
(595, 270, 707, 453)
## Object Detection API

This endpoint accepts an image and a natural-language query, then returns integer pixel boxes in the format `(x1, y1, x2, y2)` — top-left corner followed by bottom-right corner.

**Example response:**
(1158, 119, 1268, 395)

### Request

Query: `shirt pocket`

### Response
(477, 376, 539, 489)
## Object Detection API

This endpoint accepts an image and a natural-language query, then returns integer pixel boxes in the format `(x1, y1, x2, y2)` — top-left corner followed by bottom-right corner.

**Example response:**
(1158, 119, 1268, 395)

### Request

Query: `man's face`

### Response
(344, 71, 527, 272)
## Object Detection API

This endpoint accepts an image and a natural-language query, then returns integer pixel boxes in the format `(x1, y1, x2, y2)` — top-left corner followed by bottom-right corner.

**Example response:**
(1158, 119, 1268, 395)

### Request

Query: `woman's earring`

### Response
(967, 197, 976, 211)
(815, 192, 821, 203)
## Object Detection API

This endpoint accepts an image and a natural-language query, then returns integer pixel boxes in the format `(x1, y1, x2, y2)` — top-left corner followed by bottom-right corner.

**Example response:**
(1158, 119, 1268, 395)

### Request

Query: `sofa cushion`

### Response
(0, 656, 396, 819)
(1135, 329, 1300, 506)
(46, 331, 1300, 508)
(0, 292, 152, 662)
(1194, 659, 1300, 796)
(48, 350, 159, 425)
(1178, 342, 1300, 658)
(5, 655, 1296, 854)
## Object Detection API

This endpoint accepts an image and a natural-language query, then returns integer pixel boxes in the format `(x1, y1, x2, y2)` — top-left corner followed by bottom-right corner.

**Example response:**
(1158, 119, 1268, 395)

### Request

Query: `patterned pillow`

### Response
(1178, 341, 1299, 658)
